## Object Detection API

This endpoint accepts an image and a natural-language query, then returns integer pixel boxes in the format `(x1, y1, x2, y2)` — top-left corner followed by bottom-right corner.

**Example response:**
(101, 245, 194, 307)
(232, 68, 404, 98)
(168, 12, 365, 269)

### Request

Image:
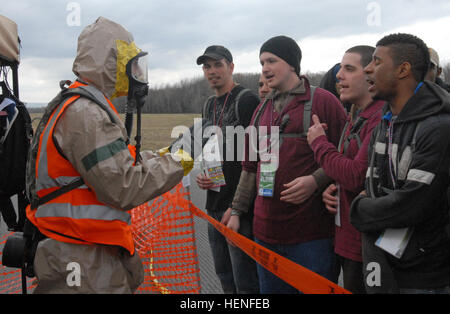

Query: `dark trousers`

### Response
(207, 209, 259, 294)
(336, 254, 366, 294)
(0, 195, 17, 230)
(255, 237, 336, 294)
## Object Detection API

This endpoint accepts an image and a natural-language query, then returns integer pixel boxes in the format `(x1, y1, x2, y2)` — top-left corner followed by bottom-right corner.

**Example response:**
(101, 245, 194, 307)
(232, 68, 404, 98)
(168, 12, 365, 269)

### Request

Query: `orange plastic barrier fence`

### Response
(131, 184, 201, 294)
(0, 182, 350, 294)
(0, 184, 200, 295)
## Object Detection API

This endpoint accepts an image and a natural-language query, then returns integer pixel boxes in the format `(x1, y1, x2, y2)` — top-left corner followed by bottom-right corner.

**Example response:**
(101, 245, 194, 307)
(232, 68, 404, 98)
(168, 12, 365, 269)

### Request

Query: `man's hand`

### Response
(222, 208, 240, 247)
(322, 184, 338, 214)
(196, 173, 214, 190)
(307, 114, 328, 145)
(220, 208, 232, 225)
(280, 175, 318, 204)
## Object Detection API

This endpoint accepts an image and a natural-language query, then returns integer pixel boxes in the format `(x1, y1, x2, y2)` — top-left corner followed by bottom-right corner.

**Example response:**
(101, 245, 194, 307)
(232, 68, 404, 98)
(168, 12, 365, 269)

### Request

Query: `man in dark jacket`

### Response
(350, 33, 450, 294)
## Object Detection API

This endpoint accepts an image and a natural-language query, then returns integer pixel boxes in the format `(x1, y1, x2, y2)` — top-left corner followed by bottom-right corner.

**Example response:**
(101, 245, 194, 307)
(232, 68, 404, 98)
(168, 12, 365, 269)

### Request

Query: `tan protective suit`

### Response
(33, 17, 186, 294)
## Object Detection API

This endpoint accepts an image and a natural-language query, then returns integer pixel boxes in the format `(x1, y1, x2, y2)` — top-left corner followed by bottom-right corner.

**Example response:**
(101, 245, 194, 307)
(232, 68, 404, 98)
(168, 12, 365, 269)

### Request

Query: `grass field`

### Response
(31, 113, 201, 152)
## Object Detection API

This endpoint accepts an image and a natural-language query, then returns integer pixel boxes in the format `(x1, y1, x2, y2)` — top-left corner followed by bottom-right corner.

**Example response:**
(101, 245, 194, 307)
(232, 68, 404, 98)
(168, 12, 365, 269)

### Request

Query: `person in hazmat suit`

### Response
(26, 17, 193, 294)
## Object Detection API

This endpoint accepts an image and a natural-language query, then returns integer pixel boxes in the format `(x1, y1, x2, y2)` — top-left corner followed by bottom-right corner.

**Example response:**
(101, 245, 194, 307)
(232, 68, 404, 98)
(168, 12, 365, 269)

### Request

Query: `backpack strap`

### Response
(30, 178, 85, 209)
(202, 95, 215, 119)
(301, 85, 316, 136)
(340, 116, 369, 153)
(28, 82, 118, 209)
(233, 88, 251, 125)
(337, 120, 351, 153)
(62, 85, 119, 124)
(276, 85, 317, 139)
(339, 107, 383, 154)
(254, 86, 318, 138)
(253, 98, 270, 129)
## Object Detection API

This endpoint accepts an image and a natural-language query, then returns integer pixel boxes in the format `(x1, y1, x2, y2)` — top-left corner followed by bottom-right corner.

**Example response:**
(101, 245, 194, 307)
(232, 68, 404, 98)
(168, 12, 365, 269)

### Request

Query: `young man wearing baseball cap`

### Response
(226, 36, 347, 293)
(196, 45, 260, 294)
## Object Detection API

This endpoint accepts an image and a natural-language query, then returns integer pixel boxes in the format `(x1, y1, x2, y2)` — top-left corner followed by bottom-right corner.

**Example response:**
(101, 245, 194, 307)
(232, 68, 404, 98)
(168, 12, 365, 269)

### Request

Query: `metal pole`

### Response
(186, 181, 202, 294)
(21, 268, 27, 294)
(12, 62, 19, 99)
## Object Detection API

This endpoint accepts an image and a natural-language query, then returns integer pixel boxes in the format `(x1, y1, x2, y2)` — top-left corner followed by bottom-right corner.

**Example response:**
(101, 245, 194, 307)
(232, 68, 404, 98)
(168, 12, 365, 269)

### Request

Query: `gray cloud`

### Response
(2, 0, 450, 102)
(5, 0, 450, 60)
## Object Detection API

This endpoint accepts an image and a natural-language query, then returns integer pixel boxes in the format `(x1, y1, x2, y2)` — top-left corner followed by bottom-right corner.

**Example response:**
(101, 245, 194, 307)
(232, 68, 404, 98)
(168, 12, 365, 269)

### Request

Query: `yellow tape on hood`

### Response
(112, 39, 141, 99)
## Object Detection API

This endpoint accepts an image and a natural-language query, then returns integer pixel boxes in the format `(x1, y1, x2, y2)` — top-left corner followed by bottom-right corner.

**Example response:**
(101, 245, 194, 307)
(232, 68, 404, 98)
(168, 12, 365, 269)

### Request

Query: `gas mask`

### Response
(124, 51, 149, 164)
(126, 51, 149, 109)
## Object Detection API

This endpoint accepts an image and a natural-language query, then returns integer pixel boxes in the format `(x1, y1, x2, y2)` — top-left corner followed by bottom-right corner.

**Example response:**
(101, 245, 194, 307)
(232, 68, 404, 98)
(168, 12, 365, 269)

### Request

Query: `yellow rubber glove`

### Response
(173, 149, 194, 176)
(157, 146, 170, 157)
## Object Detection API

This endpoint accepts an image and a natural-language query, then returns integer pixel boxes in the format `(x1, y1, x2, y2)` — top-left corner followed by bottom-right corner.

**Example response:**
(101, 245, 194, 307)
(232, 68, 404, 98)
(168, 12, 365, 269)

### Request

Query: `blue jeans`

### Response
(207, 209, 259, 294)
(255, 237, 337, 294)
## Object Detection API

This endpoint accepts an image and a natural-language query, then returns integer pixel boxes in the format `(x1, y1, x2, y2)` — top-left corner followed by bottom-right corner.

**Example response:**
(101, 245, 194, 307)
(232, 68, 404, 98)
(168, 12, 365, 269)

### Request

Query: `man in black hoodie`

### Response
(350, 33, 450, 294)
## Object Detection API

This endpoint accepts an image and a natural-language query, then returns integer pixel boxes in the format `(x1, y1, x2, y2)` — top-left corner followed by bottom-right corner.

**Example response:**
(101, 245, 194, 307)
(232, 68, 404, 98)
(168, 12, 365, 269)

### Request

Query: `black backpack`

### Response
(3, 80, 122, 281)
(0, 92, 33, 231)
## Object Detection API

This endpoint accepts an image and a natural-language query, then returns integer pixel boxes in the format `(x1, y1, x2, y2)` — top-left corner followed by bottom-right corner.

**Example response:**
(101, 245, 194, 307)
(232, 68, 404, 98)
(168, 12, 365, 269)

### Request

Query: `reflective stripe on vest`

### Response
(30, 82, 134, 254)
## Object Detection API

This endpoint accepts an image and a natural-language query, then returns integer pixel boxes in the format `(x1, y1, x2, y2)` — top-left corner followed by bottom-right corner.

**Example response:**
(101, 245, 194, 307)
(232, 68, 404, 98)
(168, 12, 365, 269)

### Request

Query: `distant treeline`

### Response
(27, 63, 450, 114)
(113, 71, 326, 114)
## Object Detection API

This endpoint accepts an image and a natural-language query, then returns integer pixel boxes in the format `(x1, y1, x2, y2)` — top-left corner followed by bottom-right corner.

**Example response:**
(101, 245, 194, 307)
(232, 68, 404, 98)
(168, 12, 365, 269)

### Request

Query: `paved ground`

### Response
(188, 167, 224, 294)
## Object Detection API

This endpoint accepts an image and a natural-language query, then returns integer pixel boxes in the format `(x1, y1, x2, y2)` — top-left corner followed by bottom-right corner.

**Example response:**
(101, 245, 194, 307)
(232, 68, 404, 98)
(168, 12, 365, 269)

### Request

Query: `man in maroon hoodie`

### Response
(224, 36, 347, 293)
(307, 45, 384, 293)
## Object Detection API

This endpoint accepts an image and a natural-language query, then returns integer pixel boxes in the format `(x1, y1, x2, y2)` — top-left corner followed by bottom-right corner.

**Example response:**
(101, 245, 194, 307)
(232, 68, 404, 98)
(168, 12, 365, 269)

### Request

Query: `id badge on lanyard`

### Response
(258, 153, 278, 197)
(258, 103, 282, 197)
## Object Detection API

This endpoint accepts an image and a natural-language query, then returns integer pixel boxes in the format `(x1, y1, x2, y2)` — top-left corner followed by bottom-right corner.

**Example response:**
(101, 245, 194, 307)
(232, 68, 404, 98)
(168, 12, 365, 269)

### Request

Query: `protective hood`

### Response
(72, 17, 142, 99)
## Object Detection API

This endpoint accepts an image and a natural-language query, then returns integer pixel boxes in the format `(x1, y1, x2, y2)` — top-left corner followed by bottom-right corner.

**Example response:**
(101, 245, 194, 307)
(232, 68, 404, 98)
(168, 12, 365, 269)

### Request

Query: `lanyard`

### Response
(267, 97, 291, 153)
(269, 98, 292, 127)
(213, 92, 231, 128)
(383, 112, 398, 188)
(414, 82, 424, 94)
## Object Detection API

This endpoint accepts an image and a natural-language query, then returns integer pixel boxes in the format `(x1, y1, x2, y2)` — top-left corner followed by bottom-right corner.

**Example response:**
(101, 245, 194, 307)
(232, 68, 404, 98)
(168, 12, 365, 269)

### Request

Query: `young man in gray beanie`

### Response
(224, 35, 348, 293)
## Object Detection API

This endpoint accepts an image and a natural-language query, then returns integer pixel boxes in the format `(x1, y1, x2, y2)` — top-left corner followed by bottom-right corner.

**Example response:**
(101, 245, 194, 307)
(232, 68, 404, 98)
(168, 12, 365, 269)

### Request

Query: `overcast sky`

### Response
(2, 0, 450, 103)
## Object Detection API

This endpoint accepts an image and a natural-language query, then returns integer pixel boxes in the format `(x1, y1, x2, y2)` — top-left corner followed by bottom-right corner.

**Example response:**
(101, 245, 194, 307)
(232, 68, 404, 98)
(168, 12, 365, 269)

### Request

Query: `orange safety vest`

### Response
(26, 81, 136, 254)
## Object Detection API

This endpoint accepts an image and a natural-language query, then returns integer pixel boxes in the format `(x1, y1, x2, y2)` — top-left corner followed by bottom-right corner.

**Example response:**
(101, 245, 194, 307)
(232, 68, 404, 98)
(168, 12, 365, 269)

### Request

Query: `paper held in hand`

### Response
(375, 227, 414, 259)
(201, 134, 226, 192)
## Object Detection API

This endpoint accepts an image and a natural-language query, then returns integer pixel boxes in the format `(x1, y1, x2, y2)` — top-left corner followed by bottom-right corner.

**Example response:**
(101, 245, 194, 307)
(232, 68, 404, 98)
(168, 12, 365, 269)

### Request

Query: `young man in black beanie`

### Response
(225, 35, 348, 293)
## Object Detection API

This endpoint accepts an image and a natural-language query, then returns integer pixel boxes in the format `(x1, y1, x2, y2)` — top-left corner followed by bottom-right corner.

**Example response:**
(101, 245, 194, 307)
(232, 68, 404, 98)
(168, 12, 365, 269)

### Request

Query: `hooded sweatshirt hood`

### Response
(72, 17, 141, 99)
(389, 81, 450, 124)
